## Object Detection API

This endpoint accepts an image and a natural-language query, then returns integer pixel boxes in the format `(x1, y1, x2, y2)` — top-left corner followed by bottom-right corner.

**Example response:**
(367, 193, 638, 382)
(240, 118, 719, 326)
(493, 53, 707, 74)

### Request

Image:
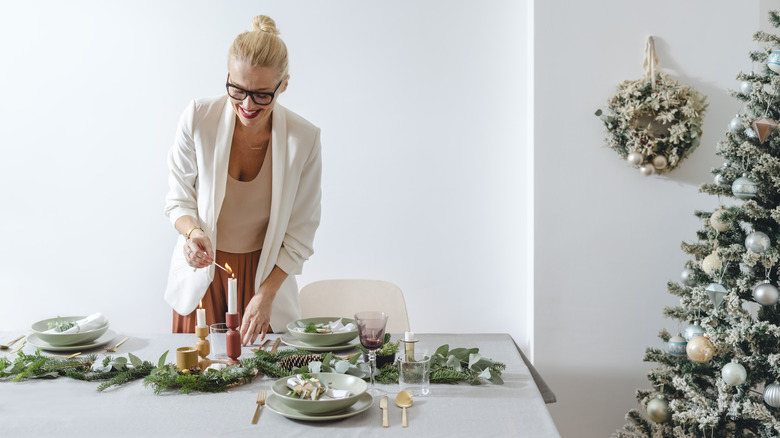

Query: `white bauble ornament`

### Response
(705, 283, 728, 308)
(627, 152, 644, 167)
(722, 360, 747, 386)
(745, 231, 771, 253)
(764, 383, 780, 408)
(652, 155, 668, 169)
(639, 163, 655, 176)
(732, 174, 758, 199)
(647, 397, 671, 423)
(687, 335, 715, 363)
(668, 334, 688, 357)
(680, 268, 696, 286)
(684, 322, 705, 342)
(729, 116, 744, 133)
(740, 81, 753, 94)
(768, 50, 780, 73)
(701, 252, 722, 276)
(753, 281, 780, 306)
(709, 207, 730, 232)
(745, 127, 758, 138)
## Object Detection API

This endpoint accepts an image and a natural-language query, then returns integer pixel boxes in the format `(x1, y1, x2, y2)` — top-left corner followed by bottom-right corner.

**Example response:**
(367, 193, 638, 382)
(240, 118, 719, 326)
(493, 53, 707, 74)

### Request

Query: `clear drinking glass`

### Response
(354, 311, 389, 397)
(209, 323, 229, 359)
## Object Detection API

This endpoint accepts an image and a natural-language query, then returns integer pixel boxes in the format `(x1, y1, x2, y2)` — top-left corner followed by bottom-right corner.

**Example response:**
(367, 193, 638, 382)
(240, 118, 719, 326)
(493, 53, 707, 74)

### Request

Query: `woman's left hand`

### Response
(240, 294, 273, 346)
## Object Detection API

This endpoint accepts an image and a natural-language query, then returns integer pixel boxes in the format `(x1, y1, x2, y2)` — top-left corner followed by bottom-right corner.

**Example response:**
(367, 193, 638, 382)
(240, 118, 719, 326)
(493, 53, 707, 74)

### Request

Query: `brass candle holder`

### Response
(401, 332, 419, 361)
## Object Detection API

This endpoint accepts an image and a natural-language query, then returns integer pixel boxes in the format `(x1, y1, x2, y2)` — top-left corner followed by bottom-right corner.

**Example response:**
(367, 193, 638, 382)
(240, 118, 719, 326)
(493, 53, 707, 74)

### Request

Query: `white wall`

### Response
(0, 1, 531, 352)
(535, 1, 775, 437)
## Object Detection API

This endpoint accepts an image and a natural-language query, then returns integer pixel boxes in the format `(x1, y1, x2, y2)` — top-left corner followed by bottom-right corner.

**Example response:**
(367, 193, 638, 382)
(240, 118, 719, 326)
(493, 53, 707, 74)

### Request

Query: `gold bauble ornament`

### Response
(647, 396, 671, 423)
(686, 335, 715, 363)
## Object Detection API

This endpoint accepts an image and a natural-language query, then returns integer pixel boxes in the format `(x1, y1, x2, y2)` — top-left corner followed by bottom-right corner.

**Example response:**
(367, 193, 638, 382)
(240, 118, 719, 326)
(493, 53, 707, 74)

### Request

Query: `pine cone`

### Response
(278, 354, 323, 370)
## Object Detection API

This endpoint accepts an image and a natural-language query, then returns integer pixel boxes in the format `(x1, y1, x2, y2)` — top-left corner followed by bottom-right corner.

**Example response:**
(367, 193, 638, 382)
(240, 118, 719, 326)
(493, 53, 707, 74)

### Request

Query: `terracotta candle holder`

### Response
(225, 312, 241, 366)
(195, 326, 210, 360)
(176, 346, 199, 371)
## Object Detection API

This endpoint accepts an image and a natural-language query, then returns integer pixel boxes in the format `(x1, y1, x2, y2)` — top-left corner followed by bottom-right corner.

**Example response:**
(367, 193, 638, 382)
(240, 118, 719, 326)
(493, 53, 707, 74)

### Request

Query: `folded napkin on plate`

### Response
(291, 318, 356, 333)
(44, 313, 107, 334)
(287, 375, 352, 400)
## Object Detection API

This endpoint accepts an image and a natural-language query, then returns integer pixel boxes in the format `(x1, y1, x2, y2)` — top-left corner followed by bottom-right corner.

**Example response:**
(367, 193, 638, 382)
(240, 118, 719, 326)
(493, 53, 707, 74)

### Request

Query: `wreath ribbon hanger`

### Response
(643, 36, 659, 88)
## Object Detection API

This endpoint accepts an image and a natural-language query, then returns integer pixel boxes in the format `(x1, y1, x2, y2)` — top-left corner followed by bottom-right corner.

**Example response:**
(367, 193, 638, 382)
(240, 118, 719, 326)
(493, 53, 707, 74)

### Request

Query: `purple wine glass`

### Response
(354, 311, 389, 396)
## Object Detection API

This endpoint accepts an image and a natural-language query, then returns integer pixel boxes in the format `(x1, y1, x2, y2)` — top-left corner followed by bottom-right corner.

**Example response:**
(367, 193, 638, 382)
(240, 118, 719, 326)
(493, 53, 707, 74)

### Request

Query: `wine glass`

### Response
(354, 311, 389, 397)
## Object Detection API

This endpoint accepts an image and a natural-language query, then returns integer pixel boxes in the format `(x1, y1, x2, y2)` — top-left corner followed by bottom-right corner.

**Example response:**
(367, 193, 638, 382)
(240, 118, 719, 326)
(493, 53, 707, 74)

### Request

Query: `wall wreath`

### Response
(596, 37, 708, 176)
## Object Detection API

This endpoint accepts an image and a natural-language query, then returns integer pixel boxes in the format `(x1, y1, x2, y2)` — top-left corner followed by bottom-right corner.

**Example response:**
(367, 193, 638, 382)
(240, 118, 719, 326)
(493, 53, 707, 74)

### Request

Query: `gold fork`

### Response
(0, 335, 24, 349)
(105, 337, 129, 353)
(251, 388, 267, 424)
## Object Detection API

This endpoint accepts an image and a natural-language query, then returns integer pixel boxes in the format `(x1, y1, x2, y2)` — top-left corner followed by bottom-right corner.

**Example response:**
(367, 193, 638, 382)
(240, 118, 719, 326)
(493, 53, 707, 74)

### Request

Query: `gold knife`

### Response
(9, 338, 26, 354)
(269, 337, 281, 354)
(380, 396, 389, 428)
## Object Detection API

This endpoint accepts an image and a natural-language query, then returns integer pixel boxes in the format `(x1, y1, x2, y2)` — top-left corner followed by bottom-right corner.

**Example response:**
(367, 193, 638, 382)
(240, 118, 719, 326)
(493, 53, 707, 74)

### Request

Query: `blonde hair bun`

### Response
(251, 15, 280, 35)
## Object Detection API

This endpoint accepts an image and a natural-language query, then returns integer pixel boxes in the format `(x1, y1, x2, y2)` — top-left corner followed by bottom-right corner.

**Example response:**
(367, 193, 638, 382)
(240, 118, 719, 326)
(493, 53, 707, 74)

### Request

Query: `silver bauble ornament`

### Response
(765, 383, 780, 408)
(732, 174, 758, 199)
(745, 127, 758, 138)
(652, 155, 668, 169)
(668, 334, 688, 357)
(687, 335, 715, 363)
(753, 281, 780, 306)
(706, 283, 728, 308)
(769, 50, 780, 74)
(729, 116, 744, 133)
(745, 231, 771, 253)
(714, 173, 727, 186)
(709, 207, 730, 232)
(627, 152, 644, 167)
(740, 81, 754, 94)
(684, 322, 705, 342)
(702, 252, 722, 276)
(639, 163, 655, 176)
(647, 397, 671, 423)
(722, 360, 747, 386)
(680, 268, 696, 286)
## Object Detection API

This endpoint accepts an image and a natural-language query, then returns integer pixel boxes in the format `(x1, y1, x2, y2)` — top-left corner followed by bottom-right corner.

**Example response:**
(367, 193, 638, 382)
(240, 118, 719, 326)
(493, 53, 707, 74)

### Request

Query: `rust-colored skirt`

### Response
(172, 249, 262, 333)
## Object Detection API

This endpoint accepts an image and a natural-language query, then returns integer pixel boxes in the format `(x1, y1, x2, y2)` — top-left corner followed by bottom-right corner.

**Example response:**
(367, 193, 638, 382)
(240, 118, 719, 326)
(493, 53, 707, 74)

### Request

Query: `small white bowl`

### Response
(31, 316, 109, 347)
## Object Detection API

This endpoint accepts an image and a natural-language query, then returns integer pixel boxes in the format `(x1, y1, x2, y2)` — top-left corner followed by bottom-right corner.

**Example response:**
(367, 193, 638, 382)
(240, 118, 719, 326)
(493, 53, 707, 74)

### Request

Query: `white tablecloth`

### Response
(1, 332, 560, 438)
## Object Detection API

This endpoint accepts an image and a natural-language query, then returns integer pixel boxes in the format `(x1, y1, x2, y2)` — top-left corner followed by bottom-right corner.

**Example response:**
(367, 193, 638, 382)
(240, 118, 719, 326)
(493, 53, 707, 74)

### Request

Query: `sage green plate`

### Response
(286, 317, 358, 347)
(266, 392, 373, 421)
(271, 372, 368, 415)
(279, 332, 359, 352)
(31, 316, 110, 346)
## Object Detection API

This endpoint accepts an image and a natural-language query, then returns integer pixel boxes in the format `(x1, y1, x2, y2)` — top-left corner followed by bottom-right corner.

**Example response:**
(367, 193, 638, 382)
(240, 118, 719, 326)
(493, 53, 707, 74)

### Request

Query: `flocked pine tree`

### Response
(615, 11, 780, 438)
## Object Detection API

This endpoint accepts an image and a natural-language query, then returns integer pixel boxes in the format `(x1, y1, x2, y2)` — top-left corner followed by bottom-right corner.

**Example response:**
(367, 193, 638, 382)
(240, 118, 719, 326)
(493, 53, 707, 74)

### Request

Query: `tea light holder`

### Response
(176, 346, 199, 371)
(225, 312, 241, 365)
(195, 326, 210, 360)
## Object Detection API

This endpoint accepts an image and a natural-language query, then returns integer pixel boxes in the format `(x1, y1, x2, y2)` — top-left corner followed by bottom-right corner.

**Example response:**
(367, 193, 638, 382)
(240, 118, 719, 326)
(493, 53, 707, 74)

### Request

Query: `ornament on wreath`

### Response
(667, 334, 688, 357)
(732, 174, 758, 199)
(595, 37, 707, 176)
(705, 283, 728, 308)
(753, 281, 780, 306)
(709, 206, 730, 232)
(751, 117, 778, 144)
(647, 396, 671, 423)
(701, 251, 722, 276)
(686, 334, 715, 363)
(684, 321, 705, 342)
(722, 360, 747, 386)
(745, 231, 771, 253)
(767, 50, 780, 74)
(764, 382, 780, 408)
(680, 268, 696, 286)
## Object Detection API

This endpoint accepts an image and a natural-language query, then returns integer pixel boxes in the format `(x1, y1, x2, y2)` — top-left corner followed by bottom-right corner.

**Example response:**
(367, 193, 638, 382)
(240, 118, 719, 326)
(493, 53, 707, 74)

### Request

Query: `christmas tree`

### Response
(616, 11, 780, 438)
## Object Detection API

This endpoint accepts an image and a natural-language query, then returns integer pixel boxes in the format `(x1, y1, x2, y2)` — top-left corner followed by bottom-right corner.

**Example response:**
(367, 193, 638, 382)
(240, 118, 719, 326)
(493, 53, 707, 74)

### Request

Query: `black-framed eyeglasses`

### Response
(225, 74, 284, 106)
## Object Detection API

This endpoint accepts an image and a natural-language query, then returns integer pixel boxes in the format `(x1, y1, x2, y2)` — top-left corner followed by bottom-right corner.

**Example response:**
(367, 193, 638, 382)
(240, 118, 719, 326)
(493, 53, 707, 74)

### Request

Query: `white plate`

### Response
(279, 332, 360, 352)
(265, 392, 373, 421)
(27, 330, 117, 352)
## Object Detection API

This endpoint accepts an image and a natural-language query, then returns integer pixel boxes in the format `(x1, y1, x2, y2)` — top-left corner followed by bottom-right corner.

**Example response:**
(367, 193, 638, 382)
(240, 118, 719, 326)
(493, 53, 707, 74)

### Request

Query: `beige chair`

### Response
(298, 279, 410, 333)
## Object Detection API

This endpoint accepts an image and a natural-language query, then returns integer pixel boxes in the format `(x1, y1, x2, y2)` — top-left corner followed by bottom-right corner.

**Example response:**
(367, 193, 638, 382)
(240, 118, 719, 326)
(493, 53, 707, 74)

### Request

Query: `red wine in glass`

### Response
(360, 333, 384, 349)
(355, 311, 389, 397)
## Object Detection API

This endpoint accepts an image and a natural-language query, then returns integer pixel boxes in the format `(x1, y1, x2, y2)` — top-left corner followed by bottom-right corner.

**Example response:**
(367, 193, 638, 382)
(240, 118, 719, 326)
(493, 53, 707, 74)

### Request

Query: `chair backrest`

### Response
(298, 279, 410, 333)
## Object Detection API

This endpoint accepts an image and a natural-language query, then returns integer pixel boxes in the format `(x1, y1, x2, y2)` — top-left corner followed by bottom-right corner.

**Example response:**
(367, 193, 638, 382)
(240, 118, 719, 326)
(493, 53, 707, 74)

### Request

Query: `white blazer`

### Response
(164, 96, 322, 331)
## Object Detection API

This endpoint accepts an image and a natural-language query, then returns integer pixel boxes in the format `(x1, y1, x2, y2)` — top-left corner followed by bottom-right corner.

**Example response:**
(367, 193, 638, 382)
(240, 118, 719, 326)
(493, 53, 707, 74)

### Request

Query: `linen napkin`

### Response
(286, 375, 352, 400)
(291, 318, 356, 333)
(44, 313, 108, 334)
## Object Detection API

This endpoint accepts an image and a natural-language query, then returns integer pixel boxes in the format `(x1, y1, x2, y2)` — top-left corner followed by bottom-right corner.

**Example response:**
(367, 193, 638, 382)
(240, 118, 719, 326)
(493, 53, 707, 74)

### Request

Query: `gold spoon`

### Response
(395, 390, 413, 427)
(0, 335, 24, 349)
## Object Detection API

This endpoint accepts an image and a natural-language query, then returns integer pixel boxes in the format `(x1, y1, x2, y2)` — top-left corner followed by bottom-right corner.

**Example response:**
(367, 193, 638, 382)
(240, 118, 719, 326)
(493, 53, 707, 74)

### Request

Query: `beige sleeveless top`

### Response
(216, 147, 272, 253)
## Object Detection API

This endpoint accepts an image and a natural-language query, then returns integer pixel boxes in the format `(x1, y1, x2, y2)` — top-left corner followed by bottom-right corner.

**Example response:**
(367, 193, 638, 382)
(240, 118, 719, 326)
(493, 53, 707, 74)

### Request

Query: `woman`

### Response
(164, 15, 321, 346)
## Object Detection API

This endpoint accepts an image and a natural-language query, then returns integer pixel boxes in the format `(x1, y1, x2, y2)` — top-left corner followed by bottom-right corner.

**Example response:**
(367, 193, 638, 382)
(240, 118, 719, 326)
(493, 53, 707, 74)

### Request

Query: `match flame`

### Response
(225, 263, 234, 277)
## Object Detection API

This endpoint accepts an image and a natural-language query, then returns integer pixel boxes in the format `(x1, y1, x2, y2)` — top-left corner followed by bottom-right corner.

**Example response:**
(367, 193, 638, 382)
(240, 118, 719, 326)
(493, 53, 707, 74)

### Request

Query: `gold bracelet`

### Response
(185, 226, 204, 240)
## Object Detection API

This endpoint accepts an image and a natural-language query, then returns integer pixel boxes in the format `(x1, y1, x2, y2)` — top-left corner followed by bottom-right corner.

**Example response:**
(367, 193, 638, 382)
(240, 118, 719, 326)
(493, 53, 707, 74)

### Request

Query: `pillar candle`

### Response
(196, 301, 206, 328)
(228, 276, 237, 314)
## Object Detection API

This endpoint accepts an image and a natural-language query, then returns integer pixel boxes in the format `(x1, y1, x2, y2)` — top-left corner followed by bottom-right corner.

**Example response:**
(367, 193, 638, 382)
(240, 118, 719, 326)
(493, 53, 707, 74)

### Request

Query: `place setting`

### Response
(279, 316, 361, 352)
(24, 313, 126, 353)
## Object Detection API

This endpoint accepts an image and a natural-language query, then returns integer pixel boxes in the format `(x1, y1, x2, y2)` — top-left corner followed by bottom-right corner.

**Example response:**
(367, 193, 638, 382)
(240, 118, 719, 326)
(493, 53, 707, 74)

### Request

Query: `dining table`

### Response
(0, 331, 560, 437)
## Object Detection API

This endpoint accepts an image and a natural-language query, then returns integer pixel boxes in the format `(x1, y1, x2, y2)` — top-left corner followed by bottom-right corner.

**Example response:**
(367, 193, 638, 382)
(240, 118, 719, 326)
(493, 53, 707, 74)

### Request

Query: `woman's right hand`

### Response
(184, 229, 214, 268)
